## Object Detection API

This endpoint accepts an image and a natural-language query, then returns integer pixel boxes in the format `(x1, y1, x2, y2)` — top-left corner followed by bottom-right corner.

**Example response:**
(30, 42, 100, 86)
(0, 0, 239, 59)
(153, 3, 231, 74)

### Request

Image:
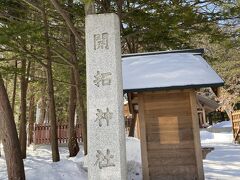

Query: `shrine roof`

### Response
(122, 49, 224, 93)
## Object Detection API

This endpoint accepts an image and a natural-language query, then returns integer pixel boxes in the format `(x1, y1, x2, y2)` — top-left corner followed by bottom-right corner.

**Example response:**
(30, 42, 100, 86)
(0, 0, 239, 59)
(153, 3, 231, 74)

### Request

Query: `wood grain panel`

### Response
(158, 116, 179, 144)
(148, 157, 196, 166)
(139, 91, 200, 180)
(145, 109, 192, 117)
(147, 128, 194, 142)
(147, 121, 193, 129)
(149, 165, 197, 176)
(148, 149, 195, 158)
(147, 141, 195, 150)
(151, 174, 197, 180)
(144, 101, 190, 111)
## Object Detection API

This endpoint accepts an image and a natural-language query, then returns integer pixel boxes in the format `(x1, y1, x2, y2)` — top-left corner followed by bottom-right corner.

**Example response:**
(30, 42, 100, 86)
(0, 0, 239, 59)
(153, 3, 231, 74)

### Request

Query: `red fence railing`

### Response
(33, 118, 132, 145)
(33, 124, 82, 145)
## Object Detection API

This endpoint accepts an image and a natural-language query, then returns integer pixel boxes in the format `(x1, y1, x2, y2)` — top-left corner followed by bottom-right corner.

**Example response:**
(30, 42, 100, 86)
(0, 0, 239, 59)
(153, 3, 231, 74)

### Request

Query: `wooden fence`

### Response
(33, 118, 132, 145)
(232, 110, 240, 142)
(33, 124, 82, 145)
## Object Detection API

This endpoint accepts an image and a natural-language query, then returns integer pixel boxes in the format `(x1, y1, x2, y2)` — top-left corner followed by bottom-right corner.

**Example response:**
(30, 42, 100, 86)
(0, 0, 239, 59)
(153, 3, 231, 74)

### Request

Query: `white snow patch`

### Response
(210, 121, 232, 128)
(206, 121, 232, 133)
(126, 137, 142, 180)
(26, 159, 87, 180)
(1, 132, 240, 180)
(126, 137, 141, 163)
(201, 129, 240, 179)
(201, 130, 233, 144)
(70, 137, 143, 180)
(0, 138, 142, 180)
(203, 143, 240, 180)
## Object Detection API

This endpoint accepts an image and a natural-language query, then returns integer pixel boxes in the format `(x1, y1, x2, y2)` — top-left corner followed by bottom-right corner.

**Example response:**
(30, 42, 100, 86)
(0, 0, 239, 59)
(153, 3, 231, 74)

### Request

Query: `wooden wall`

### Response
(138, 90, 204, 180)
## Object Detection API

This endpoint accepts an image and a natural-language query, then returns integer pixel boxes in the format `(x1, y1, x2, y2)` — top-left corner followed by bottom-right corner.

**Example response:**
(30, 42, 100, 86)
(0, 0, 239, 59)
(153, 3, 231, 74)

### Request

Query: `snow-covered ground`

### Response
(0, 121, 240, 180)
(201, 121, 240, 180)
(202, 141, 240, 180)
(206, 120, 232, 133)
(0, 145, 88, 180)
(0, 138, 142, 180)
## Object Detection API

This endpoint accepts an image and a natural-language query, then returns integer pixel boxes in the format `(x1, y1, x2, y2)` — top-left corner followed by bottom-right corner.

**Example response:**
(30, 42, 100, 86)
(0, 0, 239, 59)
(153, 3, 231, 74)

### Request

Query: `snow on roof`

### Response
(197, 95, 219, 112)
(122, 52, 224, 92)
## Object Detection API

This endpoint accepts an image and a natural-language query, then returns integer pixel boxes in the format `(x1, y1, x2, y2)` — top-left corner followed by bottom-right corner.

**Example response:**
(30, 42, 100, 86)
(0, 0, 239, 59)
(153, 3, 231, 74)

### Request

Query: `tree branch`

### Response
(20, 0, 43, 12)
(49, 0, 85, 46)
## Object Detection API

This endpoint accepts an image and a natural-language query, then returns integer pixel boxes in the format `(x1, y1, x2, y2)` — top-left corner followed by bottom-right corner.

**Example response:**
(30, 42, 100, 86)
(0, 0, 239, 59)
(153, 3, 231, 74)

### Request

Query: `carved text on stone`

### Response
(94, 149, 115, 169)
(94, 33, 109, 50)
(95, 108, 113, 127)
(93, 71, 112, 87)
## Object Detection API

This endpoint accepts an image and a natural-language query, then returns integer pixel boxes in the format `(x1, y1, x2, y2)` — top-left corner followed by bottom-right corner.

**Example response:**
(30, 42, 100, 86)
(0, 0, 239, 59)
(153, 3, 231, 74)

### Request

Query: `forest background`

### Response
(0, 1, 239, 177)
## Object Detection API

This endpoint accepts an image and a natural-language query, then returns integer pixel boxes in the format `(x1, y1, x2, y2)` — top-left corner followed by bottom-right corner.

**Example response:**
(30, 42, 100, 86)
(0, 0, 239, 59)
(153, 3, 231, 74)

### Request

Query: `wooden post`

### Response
(138, 93, 150, 180)
(189, 91, 204, 180)
(128, 93, 137, 137)
(135, 113, 141, 139)
(202, 107, 207, 126)
(232, 111, 240, 142)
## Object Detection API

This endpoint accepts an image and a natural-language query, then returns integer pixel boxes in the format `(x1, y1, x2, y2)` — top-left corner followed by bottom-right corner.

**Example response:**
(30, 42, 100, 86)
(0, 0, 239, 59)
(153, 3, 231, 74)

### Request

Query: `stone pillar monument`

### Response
(86, 13, 127, 180)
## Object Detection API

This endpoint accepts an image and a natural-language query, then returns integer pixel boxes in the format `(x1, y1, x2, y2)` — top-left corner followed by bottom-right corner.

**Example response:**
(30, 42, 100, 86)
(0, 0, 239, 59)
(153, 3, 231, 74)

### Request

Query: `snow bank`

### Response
(210, 121, 232, 128)
(69, 137, 142, 180)
(26, 160, 87, 180)
(201, 130, 233, 144)
(126, 137, 142, 180)
(204, 143, 240, 180)
(206, 121, 232, 133)
(0, 143, 3, 158)
(2, 132, 239, 180)
(201, 128, 240, 180)
(126, 137, 141, 163)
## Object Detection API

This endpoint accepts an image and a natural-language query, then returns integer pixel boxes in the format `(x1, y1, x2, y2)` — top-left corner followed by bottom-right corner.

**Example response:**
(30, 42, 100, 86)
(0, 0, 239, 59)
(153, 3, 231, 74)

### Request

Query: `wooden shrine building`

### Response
(196, 94, 220, 127)
(122, 49, 224, 180)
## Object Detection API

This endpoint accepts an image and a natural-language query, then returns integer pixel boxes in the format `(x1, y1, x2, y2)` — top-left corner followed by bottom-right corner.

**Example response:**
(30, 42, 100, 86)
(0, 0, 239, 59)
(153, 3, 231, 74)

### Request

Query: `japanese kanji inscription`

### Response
(94, 149, 115, 169)
(94, 33, 109, 50)
(95, 108, 113, 127)
(93, 71, 112, 87)
(86, 13, 126, 180)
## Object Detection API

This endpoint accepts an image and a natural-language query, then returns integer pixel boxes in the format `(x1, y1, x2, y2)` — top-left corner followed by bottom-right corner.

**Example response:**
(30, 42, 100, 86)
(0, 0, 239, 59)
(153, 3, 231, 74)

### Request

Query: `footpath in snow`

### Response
(1, 121, 240, 180)
(201, 121, 240, 180)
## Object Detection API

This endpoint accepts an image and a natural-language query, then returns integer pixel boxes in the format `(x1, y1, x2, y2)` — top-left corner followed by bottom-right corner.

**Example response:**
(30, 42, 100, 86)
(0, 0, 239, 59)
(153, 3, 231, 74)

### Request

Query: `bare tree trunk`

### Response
(73, 66, 87, 155)
(67, 0, 88, 155)
(46, 52, 60, 162)
(39, 82, 47, 124)
(128, 93, 137, 137)
(72, 0, 96, 156)
(28, 94, 35, 146)
(67, 3, 80, 155)
(50, 0, 96, 155)
(42, 5, 60, 162)
(19, 59, 27, 159)
(28, 63, 36, 146)
(12, 60, 18, 113)
(129, 115, 137, 137)
(68, 70, 79, 157)
(0, 75, 25, 180)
